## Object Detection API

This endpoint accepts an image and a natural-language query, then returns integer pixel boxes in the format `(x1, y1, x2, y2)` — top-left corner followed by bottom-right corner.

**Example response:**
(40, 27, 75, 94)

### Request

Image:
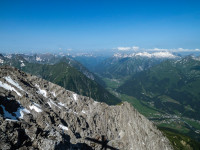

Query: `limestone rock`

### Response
(0, 66, 173, 150)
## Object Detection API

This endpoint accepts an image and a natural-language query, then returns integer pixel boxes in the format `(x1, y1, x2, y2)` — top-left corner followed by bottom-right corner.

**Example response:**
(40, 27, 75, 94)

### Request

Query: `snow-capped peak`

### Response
(0, 59, 4, 64)
(36, 56, 42, 61)
(135, 52, 152, 58)
(136, 52, 177, 58)
(114, 51, 177, 59)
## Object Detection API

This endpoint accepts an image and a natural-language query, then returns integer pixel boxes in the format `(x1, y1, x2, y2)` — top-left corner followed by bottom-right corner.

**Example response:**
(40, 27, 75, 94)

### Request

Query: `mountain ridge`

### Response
(118, 56, 200, 119)
(0, 66, 173, 150)
(95, 52, 178, 79)
(0, 54, 119, 105)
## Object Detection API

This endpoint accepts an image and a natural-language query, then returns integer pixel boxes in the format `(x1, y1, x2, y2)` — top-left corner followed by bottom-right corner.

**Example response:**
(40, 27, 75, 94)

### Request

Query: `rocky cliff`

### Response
(0, 66, 173, 150)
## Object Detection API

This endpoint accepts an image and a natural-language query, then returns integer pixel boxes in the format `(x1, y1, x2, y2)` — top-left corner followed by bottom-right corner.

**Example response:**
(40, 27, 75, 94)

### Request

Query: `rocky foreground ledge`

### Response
(0, 66, 173, 150)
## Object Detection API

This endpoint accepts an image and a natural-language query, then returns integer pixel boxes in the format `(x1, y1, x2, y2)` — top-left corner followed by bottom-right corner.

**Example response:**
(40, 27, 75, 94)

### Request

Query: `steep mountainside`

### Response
(0, 66, 173, 150)
(118, 56, 200, 120)
(0, 54, 117, 104)
(59, 57, 106, 87)
(2, 53, 105, 86)
(21, 62, 121, 105)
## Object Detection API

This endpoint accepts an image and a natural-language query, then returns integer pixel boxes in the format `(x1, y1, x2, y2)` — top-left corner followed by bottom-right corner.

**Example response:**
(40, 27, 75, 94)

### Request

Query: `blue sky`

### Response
(0, 0, 200, 53)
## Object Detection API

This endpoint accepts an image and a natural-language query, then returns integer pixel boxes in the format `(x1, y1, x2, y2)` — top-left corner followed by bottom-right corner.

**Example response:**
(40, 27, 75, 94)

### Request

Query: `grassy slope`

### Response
(159, 127, 200, 150)
(19, 62, 121, 105)
(102, 72, 200, 148)
(118, 58, 200, 120)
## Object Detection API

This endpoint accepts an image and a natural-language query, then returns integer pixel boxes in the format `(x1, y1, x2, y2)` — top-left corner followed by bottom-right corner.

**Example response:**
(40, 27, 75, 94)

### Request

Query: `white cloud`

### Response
(171, 48, 200, 52)
(146, 47, 200, 53)
(152, 52, 176, 58)
(178, 48, 184, 51)
(152, 48, 168, 51)
(116, 46, 139, 51)
(117, 47, 131, 51)
(135, 52, 152, 57)
(146, 48, 169, 52)
(132, 46, 139, 51)
(115, 46, 200, 53)
(135, 52, 176, 58)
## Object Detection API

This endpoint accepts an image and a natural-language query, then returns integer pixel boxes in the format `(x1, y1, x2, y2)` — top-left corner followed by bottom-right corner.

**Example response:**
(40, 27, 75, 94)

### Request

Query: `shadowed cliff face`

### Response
(0, 66, 173, 150)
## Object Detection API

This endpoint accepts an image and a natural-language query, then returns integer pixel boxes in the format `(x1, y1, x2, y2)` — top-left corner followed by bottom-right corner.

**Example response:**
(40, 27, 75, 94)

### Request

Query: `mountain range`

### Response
(118, 56, 200, 120)
(94, 52, 178, 79)
(72, 52, 200, 145)
(0, 66, 173, 150)
(1, 52, 200, 149)
(0, 54, 120, 105)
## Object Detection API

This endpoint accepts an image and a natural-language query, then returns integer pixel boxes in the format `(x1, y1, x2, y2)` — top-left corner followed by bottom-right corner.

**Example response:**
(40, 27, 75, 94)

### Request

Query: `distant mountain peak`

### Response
(114, 51, 178, 59)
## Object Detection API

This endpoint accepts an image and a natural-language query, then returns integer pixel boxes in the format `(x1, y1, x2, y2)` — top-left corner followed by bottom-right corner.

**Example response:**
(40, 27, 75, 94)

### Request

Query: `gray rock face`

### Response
(0, 66, 173, 150)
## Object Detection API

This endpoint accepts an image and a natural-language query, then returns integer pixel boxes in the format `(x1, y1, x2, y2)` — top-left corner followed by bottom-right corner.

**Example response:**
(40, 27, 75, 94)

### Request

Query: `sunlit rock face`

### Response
(0, 66, 173, 150)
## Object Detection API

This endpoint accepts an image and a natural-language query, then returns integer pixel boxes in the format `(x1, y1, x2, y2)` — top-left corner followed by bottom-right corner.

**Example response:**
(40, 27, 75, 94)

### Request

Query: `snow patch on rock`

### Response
(35, 84, 47, 98)
(48, 99, 61, 109)
(51, 91, 56, 97)
(29, 103, 43, 112)
(36, 56, 42, 61)
(19, 108, 30, 118)
(59, 124, 68, 131)
(73, 93, 78, 101)
(0, 105, 17, 120)
(20, 63, 25, 67)
(82, 110, 86, 114)
(4, 76, 25, 92)
(58, 102, 65, 107)
(0, 81, 22, 97)
(0, 59, 4, 64)
(0, 105, 30, 120)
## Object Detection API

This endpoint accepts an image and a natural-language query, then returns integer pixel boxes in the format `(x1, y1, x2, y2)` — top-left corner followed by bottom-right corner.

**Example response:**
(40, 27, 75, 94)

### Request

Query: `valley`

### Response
(1, 52, 200, 149)
(101, 74, 200, 148)
(1, 1, 200, 149)
(95, 55, 200, 144)
(0, 66, 174, 149)
(0, 54, 121, 105)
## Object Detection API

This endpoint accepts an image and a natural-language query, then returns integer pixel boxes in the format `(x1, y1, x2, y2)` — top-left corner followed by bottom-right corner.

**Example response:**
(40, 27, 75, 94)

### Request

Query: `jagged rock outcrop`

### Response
(0, 66, 173, 150)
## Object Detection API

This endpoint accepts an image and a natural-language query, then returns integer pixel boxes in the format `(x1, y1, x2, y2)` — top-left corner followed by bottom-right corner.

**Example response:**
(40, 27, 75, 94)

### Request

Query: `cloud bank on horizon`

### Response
(115, 46, 200, 53)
